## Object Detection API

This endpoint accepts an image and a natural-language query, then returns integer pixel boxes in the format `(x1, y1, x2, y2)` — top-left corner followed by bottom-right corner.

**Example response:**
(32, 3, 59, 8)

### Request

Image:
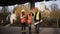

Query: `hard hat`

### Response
(21, 9, 25, 12)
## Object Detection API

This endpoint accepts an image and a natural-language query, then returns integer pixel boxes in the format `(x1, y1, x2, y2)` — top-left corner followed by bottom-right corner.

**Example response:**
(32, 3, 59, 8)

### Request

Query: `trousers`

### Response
(28, 24, 31, 34)
(21, 23, 26, 34)
(35, 23, 40, 34)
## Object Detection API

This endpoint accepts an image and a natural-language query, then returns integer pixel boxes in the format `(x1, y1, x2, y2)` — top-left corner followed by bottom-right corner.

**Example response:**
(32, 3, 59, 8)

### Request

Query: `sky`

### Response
(0, 0, 60, 11)
(35, 1, 60, 10)
(8, 6, 14, 11)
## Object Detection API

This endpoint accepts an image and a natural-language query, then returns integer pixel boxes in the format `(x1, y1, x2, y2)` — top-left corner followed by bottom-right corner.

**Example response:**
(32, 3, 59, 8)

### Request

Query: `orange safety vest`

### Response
(21, 15, 26, 23)
(28, 13, 33, 24)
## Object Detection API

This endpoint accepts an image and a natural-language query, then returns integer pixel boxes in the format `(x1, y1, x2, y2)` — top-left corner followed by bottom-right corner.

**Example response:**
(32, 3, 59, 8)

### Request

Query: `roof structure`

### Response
(0, 0, 50, 6)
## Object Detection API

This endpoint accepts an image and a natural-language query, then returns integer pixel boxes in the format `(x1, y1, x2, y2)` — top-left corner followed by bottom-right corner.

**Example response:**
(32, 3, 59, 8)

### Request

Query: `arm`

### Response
(34, 12, 43, 25)
(34, 19, 43, 25)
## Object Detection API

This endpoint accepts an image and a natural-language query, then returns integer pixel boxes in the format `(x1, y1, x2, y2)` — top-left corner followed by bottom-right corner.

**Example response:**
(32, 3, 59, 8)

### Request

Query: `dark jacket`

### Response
(34, 11, 41, 22)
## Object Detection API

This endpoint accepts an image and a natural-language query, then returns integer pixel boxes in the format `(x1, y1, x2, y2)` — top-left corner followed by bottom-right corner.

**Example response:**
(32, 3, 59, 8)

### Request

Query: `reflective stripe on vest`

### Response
(21, 17, 26, 23)
(28, 13, 32, 24)
(20, 14, 26, 23)
(36, 12, 39, 20)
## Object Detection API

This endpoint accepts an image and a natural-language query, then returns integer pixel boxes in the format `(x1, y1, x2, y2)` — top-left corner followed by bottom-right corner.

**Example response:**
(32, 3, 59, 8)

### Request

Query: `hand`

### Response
(34, 19, 43, 25)
(40, 19, 43, 22)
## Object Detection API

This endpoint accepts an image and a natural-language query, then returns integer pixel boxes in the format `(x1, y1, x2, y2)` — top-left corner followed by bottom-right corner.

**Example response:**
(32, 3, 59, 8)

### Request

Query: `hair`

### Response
(22, 12, 25, 16)
(29, 12, 32, 16)
(29, 13, 31, 16)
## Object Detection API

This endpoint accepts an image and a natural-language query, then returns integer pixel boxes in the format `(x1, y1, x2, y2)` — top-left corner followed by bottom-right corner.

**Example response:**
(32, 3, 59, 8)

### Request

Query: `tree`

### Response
(50, 3, 59, 27)
(50, 3, 58, 19)
(2, 6, 9, 14)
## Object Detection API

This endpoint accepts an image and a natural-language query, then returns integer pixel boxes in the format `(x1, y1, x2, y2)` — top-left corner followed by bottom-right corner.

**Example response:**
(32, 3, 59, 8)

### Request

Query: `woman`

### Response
(27, 12, 34, 34)
(20, 10, 26, 34)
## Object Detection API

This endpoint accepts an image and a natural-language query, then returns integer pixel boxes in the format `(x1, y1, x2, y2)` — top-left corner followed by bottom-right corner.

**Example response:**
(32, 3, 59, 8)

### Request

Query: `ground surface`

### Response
(0, 24, 60, 34)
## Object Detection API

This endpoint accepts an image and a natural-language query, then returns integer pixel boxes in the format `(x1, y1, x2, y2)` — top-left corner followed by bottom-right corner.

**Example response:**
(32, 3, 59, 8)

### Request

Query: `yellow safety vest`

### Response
(36, 11, 40, 20)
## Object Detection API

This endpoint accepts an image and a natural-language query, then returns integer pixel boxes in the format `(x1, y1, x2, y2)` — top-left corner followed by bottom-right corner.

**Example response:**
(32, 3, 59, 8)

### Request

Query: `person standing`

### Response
(20, 9, 26, 34)
(10, 10, 16, 24)
(33, 7, 41, 34)
(27, 12, 34, 34)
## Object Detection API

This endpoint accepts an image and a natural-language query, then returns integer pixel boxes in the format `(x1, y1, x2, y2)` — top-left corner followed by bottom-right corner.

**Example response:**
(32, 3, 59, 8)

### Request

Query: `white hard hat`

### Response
(21, 9, 25, 12)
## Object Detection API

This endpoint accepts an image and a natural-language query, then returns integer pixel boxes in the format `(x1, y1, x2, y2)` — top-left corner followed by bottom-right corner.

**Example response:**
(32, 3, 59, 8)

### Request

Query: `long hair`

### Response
(22, 12, 25, 16)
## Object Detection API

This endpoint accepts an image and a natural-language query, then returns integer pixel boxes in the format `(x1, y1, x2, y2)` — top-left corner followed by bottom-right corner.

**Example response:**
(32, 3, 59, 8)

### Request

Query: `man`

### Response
(33, 7, 41, 34)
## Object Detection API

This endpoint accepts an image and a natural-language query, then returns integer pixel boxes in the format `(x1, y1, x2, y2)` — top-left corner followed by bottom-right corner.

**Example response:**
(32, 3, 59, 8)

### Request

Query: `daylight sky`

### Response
(0, 0, 60, 11)
(35, 1, 60, 10)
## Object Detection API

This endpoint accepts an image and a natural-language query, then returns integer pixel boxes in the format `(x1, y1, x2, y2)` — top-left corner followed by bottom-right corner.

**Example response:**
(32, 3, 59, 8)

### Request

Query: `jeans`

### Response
(21, 23, 26, 34)
(35, 24, 39, 34)
(28, 24, 31, 34)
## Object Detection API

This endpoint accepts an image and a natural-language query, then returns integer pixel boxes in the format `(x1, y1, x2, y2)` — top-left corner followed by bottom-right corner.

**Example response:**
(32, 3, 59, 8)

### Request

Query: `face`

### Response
(22, 12, 25, 15)
(33, 8, 38, 12)
(35, 9, 38, 12)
